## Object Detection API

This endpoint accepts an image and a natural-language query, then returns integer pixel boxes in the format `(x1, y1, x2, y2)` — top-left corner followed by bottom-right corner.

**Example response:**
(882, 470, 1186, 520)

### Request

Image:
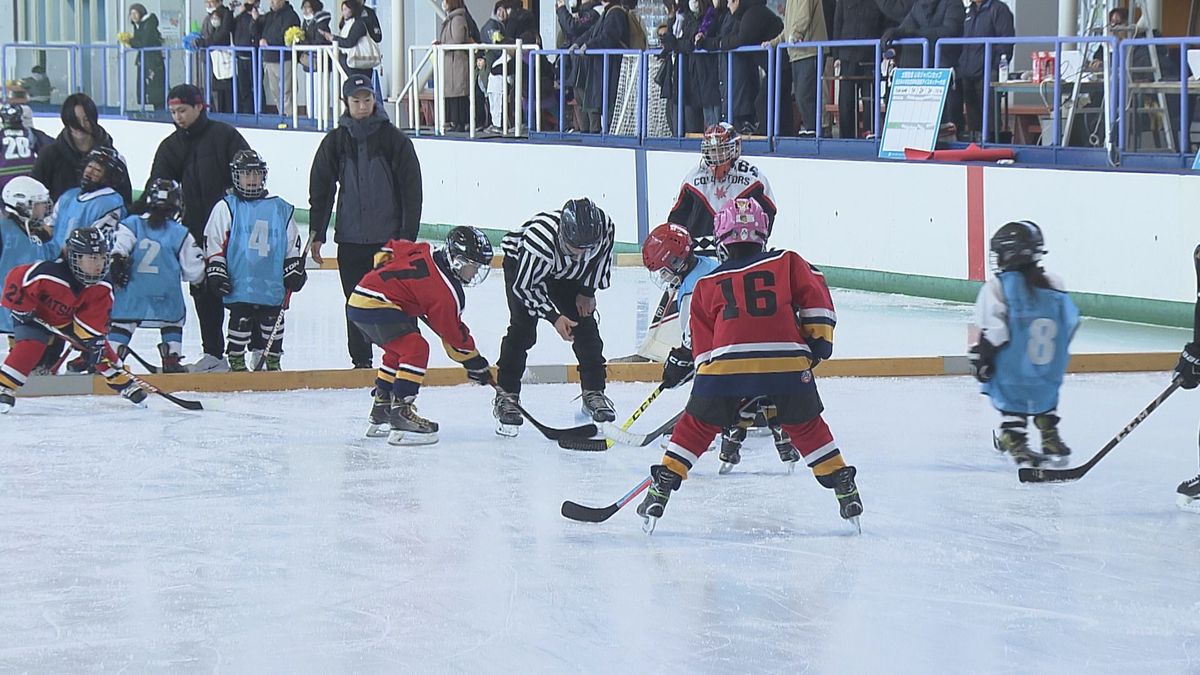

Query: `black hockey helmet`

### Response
(444, 225, 494, 287)
(145, 178, 183, 219)
(230, 149, 268, 199)
(0, 104, 23, 131)
(80, 146, 126, 192)
(64, 226, 111, 285)
(559, 198, 605, 254)
(990, 220, 1045, 272)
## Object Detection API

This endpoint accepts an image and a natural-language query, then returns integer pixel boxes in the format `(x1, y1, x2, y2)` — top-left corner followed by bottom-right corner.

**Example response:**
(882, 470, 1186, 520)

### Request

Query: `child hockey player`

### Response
(348, 226, 495, 446)
(636, 198, 862, 533)
(51, 146, 128, 248)
(0, 104, 38, 191)
(203, 149, 305, 372)
(108, 179, 205, 373)
(1171, 245, 1200, 512)
(0, 227, 147, 412)
(1, 177, 57, 337)
(969, 221, 1080, 467)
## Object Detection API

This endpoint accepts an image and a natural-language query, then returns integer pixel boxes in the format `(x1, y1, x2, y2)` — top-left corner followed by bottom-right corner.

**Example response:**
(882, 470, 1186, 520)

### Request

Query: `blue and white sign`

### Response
(879, 68, 953, 160)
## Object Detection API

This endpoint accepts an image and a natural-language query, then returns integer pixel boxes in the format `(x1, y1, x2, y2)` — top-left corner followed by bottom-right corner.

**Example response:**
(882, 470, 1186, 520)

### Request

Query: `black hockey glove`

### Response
(463, 354, 494, 386)
(661, 346, 694, 389)
(109, 254, 132, 288)
(283, 256, 307, 292)
(1176, 342, 1200, 390)
(968, 339, 997, 383)
(206, 259, 231, 297)
(79, 336, 106, 371)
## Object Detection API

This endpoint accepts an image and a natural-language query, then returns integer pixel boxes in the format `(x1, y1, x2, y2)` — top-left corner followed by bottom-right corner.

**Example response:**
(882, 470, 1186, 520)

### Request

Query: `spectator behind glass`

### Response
(694, 0, 728, 127)
(31, 94, 133, 204)
(436, 0, 474, 133)
(322, 0, 374, 79)
(21, 66, 53, 104)
(127, 3, 166, 109)
(955, 0, 1013, 142)
(765, 0, 825, 135)
(832, 0, 885, 139)
(197, 0, 236, 113)
(657, 0, 703, 136)
(257, 0, 302, 115)
(231, 0, 262, 114)
(881, 0, 964, 70)
(300, 0, 332, 44)
(574, 0, 630, 133)
(719, 0, 782, 135)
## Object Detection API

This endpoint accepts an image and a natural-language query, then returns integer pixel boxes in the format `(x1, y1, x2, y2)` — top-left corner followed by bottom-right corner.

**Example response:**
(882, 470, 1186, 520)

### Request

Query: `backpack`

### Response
(361, 5, 383, 43)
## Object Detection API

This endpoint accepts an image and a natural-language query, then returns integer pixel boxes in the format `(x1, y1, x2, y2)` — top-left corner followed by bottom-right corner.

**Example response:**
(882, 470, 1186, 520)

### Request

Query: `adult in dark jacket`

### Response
(574, 0, 630, 132)
(720, 0, 782, 134)
(300, 0, 332, 43)
(232, 1, 262, 113)
(32, 94, 133, 204)
(955, 0, 1013, 142)
(882, 0, 962, 70)
(197, 0, 236, 113)
(257, 0, 302, 114)
(694, 0, 729, 126)
(144, 84, 251, 371)
(308, 75, 424, 369)
(128, 4, 166, 109)
(833, 0, 886, 138)
(504, 0, 537, 42)
(657, 3, 702, 135)
(322, 0, 375, 79)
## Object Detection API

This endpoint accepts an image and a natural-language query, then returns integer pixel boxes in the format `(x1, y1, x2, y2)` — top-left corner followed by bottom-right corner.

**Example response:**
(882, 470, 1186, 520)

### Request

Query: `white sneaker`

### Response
(188, 354, 230, 373)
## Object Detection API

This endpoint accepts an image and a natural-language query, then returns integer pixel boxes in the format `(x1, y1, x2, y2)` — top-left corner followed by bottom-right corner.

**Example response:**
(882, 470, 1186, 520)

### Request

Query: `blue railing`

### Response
(1117, 36, 1200, 159)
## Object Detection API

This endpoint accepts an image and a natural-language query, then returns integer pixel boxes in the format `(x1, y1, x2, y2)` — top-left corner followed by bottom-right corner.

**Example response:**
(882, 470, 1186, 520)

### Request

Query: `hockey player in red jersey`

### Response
(636, 199, 862, 533)
(0, 226, 147, 412)
(347, 226, 495, 446)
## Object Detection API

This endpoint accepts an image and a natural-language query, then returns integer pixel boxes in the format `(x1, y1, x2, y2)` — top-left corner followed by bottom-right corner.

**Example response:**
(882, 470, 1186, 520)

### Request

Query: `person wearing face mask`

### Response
(299, 0, 332, 46)
(32, 94, 133, 205)
(195, 0, 236, 113)
(127, 4, 166, 109)
(231, 0, 263, 114)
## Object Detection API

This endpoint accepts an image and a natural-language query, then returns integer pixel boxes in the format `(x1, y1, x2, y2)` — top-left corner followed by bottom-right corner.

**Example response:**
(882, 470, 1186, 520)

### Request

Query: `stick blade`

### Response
(1018, 466, 1083, 483)
(558, 436, 608, 452)
(546, 422, 599, 440)
(561, 500, 619, 523)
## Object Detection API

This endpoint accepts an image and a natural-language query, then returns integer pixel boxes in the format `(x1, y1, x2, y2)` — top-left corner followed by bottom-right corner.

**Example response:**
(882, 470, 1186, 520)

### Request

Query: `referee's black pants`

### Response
(496, 257, 606, 394)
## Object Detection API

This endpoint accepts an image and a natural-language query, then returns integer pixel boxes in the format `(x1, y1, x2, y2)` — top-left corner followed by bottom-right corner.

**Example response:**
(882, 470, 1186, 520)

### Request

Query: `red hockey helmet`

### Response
(642, 223, 693, 290)
(701, 122, 741, 180)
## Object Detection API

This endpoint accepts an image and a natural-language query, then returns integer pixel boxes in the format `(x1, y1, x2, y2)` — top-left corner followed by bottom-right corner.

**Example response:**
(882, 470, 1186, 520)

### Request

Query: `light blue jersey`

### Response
(983, 271, 1080, 414)
(0, 215, 58, 332)
(678, 255, 720, 349)
(220, 195, 296, 307)
(112, 214, 191, 323)
(51, 187, 126, 248)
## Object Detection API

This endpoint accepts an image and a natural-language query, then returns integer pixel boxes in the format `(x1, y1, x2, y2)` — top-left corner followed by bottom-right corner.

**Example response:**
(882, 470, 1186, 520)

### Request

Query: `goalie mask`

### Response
(701, 122, 741, 180)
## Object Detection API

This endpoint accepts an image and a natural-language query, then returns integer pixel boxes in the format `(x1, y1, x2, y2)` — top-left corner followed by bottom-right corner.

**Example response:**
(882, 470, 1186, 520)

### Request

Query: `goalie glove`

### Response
(463, 354, 494, 386)
(206, 259, 232, 297)
(1176, 342, 1200, 390)
(109, 254, 132, 288)
(283, 256, 307, 292)
(968, 339, 997, 383)
(661, 346, 694, 389)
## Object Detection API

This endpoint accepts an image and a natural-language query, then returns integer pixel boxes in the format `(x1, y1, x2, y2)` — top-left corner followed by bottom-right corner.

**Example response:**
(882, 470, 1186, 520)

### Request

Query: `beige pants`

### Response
(263, 61, 293, 114)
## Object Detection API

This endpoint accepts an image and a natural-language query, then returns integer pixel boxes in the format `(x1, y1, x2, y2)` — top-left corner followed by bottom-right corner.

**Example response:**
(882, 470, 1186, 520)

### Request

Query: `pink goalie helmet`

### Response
(713, 198, 769, 250)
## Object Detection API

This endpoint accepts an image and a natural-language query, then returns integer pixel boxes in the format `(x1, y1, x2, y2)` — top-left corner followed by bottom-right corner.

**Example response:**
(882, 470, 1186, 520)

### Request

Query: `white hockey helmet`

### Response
(2, 175, 52, 229)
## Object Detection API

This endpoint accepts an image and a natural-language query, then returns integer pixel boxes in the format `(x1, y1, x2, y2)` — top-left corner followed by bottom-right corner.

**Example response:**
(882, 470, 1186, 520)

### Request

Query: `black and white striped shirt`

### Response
(501, 209, 615, 321)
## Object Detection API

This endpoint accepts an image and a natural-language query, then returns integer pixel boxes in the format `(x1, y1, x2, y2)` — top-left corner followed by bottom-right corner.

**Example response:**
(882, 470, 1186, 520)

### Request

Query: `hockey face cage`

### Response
(642, 223, 693, 291)
(701, 123, 741, 179)
(80, 147, 125, 192)
(445, 226, 494, 287)
(0, 104, 23, 131)
(2, 176, 52, 230)
(232, 165, 268, 199)
(145, 179, 184, 219)
(65, 227, 111, 285)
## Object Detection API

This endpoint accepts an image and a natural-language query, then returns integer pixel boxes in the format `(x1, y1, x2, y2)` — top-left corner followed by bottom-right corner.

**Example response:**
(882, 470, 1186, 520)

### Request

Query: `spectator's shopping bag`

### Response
(345, 36, 382, 69)
(210, 49, 234, 81)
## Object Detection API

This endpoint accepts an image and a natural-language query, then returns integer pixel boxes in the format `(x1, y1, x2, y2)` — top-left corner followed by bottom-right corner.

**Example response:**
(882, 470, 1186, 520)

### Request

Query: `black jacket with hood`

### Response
(32, 125, 133, 205)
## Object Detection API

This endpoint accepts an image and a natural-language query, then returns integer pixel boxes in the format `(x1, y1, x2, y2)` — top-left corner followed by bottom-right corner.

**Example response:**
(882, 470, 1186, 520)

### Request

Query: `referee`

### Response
(494, 197, 616, 434)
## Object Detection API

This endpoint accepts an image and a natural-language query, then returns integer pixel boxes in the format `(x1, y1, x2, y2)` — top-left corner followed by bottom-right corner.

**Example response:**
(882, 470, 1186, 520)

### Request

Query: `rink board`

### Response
(19, 352, 1180, 398)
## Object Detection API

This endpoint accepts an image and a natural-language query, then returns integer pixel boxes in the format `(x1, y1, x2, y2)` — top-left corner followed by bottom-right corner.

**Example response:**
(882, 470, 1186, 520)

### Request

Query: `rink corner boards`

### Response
(16, 352, 1180, 398)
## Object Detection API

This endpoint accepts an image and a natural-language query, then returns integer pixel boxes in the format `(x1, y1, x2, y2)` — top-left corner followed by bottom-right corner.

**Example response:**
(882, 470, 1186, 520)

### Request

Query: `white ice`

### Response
(2, 373, 1200, 672)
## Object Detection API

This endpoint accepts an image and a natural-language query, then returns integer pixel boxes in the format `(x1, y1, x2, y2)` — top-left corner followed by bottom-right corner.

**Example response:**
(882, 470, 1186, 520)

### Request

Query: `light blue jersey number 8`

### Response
(1027, 318, 1058, 366)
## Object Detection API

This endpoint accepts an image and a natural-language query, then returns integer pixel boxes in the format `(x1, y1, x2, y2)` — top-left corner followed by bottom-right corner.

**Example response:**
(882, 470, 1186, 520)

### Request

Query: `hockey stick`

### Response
(34, 320, 204, 411)
(491, 384, 597, 440)
(255, 238, 313, 371)
(561, 476, 652, 523)
(122, 346, 160, 374)
(601, 409, 684, 448)
(559, 385, 664, 451)
(1018, 380, 1181, 484)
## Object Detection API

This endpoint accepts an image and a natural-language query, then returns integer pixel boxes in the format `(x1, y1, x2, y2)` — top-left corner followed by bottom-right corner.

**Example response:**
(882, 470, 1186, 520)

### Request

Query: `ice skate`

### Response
(0, 386, 14, 414)
(227, 352, 247, 372)
(771, 425, 800, 474)
(118, 382, 148, 408)
(717, 426, 745, 475)
(1177, 475, 1200, 513)
(818, 465, 863, 533)
(387, 396, 439, 446)
(581, 390, 616, 423)
(1034, 415, 1071, 465)
(188, 353, 230, 373)
(365, 388, 392, 437)
(263, 353, 282, 372)
(493, 390, 523, 437)
(636, 465, 682, 534)
(995, 429, 1046, 467)
(65, 354, 93, 374)
(157, 344, 187, 374)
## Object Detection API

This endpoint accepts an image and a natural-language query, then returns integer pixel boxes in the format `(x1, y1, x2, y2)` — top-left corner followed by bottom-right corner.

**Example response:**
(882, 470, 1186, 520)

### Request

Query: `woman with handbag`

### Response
(322, 0, 382, 79)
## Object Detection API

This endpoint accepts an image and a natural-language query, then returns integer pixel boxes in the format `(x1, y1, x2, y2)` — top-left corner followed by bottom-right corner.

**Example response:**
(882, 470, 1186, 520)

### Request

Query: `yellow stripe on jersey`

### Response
(441, 339, 480, 364)
(811, 454, 846, 477)
(800, 323, 833, 344)
(662, 455, 691, 480)
(395, 368, 424, 385)
(698, 355, 814, 376)
(348, 290, 403, 312)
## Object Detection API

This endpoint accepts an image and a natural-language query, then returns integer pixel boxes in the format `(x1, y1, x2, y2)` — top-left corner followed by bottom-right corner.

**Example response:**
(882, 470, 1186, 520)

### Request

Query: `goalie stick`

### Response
(491, 384, 597, 440)
(601, 410, 684, 448)
(558, 385, 664, 451)
(561, 476, 653, 523)
(1018, 380, 1181, 483)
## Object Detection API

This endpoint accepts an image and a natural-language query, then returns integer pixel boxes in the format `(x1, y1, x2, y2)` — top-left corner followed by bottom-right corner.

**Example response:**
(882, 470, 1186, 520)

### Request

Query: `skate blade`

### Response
(1177, 494, 1200, 513)
(365, 424, 390, 438)
(0, 404, 11, 414)
(718, 462, 735, 475)
(495, 423, 520, 438)
(783, 460, 797, 474)
(846, 516, 862, 534)
(641, 515, 659, 534)
(387, 431, 439, 446)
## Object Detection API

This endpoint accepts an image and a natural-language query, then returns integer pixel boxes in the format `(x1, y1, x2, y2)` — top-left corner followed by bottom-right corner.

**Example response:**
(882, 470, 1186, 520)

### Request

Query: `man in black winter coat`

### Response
(32, 93, 134, 204)
(574, 0, 630, 133)
(308, 75, 424, 369)
(882, 0, 962, 70)
(258, 0, 302, 115)
(196, 0, 236, 112)
(232, 1, 262, 113)
(720, 0, 782, 134)
(833, 0, 886, 138)
(145, 84, 251, 371)
(955, 0, 1013, 142)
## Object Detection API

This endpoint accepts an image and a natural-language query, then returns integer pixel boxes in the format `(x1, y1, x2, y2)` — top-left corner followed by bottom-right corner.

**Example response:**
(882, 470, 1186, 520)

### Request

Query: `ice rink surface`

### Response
(2, 372, 1200, 672)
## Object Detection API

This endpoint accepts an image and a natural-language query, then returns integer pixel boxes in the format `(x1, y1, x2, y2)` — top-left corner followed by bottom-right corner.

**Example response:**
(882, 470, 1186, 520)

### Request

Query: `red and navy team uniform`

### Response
(0, 260, 132, 392)
(661, 249, 847, 481)
(347, 240, 481, 399)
